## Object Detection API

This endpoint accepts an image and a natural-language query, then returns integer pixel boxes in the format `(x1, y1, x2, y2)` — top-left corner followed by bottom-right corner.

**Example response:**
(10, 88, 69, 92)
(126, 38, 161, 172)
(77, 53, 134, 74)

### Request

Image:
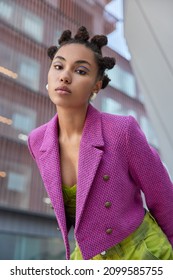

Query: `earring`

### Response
(90, 92, 97, 101)
(46, 84, 48, 90)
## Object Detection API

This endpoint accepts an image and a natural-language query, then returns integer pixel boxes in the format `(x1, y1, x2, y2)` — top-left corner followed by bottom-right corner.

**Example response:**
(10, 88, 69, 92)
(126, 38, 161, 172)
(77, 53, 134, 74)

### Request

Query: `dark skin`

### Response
(47, 43, 102, 187)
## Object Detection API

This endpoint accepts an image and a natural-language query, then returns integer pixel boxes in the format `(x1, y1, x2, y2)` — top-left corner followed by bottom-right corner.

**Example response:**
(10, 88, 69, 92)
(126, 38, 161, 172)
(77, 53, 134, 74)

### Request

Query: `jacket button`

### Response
(103, 175, 110, 181)
(105, 201, 111, 208)
(100, 251, 106, 256)
(106, 228, 113, 234)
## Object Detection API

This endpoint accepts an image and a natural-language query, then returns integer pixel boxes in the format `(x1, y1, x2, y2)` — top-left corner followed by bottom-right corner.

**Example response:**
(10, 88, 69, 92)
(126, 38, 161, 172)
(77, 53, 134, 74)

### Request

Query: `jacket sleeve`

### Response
(126, 116, 173, 246)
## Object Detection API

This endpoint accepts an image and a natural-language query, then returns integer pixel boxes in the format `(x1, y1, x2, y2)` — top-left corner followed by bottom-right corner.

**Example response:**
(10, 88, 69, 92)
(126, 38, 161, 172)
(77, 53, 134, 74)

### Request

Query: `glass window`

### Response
(0, 97, 36, 139)
(108, 66, 136, 98)
(23, 12, 43, 42)
(0, 0, 13, 20)
(12, 113, 34, 134)
(0, 232, 70, 260)
(53, 30, 62, 44)
(19, 58, 40, 91)
(7, 172, 27, 193)
(102, 97, 122, 114)
(0, 159, 31, 209)
(0, 0, 43, 42)
(101, 97, 137, 118)
(106, 0, 131, 60)
(127, 109, 137, 119)
(138, 91, 145, 103)
(0, 42, 40, 91)
(0, 43, 15, 74)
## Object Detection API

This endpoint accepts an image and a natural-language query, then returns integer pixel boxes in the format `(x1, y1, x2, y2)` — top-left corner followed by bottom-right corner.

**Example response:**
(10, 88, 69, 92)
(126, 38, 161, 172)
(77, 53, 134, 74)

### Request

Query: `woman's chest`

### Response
(59, 140, 80, 186)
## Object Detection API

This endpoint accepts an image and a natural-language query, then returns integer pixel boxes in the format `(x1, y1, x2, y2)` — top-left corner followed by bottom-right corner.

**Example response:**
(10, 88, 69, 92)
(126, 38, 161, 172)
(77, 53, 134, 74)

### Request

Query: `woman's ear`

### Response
(93, 80, 102, 93)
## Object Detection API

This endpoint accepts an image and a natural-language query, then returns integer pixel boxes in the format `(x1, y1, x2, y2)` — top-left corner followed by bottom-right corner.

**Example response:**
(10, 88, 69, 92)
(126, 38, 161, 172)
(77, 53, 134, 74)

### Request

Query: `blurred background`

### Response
(0, 0, 172, 259)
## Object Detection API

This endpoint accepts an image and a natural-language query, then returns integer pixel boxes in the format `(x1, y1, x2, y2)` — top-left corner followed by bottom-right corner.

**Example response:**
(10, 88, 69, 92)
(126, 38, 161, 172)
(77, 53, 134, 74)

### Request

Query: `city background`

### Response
(0, 0, 172, 259)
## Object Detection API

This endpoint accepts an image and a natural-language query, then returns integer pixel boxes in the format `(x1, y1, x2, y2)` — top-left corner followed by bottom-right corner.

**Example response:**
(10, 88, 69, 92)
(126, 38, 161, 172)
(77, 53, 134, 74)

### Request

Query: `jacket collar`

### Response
(40, 113, 59, 153)
(40, 104, 104, 152)
(80, 104, 104, 148)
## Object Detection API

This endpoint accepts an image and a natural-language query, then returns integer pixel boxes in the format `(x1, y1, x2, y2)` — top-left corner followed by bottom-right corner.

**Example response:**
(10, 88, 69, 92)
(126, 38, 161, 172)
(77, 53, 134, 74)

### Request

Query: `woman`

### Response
(28, 26, 173, 260)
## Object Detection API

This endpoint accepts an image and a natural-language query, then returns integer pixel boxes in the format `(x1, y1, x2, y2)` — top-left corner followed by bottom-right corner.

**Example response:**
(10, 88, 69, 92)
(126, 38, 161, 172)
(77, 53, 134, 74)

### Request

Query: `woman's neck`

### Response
(57, 105, 88, 141)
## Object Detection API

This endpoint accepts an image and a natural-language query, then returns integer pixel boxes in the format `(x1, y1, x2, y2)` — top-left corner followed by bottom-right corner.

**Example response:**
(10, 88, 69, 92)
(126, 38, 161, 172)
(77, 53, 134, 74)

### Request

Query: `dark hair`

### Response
(47, 26, 116, 89)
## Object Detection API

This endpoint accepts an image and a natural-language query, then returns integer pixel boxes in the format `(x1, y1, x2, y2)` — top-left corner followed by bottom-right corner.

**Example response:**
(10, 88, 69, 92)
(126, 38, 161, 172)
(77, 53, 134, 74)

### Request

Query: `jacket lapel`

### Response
(38, 115, 68, 236)
(75, 105, 104, 231)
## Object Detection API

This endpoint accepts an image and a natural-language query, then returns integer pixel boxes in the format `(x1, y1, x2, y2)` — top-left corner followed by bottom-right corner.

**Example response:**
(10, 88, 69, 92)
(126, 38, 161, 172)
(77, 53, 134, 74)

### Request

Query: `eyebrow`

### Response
(54, 56, 91, 67)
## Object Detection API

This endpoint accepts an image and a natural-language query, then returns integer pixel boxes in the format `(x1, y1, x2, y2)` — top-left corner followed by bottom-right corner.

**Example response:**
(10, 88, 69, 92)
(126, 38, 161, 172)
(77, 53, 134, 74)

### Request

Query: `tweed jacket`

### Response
(28, 104, 173, 260)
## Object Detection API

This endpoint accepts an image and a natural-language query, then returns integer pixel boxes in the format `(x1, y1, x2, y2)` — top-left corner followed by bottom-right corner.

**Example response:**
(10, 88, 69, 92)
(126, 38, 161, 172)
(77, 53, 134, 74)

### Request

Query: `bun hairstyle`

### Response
(47, 26, 116, 89)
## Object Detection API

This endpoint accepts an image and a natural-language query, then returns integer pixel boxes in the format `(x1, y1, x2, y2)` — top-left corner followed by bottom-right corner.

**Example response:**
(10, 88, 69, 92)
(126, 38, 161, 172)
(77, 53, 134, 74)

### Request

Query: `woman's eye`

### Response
(54, 65, 62, 70)
(76, 69, 87, 75)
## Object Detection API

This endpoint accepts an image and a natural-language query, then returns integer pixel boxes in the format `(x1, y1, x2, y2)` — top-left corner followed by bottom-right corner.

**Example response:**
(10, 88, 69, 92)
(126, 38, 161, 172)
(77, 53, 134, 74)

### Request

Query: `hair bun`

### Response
(90, 35, 107, 49)
(101, 75, 111, 89)
(47, 46, 58, 60)
(103, 56, 116, 69)
(74, 26, 89, 41)
(58, 30, 72, 45)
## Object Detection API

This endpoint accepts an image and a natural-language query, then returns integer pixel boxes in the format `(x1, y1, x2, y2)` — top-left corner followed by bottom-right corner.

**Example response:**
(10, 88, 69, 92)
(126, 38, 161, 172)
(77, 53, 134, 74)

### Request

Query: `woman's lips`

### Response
(55, 86, 71, 95)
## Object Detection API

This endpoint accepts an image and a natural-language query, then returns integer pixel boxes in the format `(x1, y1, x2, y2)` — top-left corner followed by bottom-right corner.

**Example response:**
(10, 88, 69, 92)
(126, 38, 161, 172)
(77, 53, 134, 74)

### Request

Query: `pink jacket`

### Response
(28, 104, 173, 259)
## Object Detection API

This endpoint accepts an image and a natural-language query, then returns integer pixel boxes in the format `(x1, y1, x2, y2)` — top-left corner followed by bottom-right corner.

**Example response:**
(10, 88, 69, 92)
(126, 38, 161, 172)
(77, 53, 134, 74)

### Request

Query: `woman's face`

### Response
(47, 43, 102, 109)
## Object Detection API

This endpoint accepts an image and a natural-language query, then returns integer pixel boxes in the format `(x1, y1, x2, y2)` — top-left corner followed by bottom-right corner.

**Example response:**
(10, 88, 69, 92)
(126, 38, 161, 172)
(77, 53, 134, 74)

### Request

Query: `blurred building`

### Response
(0, 0, 157, 259)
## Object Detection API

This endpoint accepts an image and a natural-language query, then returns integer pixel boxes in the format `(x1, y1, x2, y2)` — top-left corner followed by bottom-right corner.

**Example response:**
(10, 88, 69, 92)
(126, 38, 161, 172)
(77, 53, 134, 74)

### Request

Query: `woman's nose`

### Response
(59, 72, 71, 84)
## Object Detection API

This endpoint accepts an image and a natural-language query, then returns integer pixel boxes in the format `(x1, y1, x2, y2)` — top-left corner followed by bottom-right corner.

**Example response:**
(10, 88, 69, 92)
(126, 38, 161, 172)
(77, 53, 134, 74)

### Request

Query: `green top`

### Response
(62, 184, 76, 227)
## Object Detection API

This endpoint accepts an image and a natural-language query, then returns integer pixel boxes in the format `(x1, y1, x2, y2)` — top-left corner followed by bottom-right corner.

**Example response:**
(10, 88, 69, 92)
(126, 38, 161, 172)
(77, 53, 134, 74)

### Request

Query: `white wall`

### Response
(124, 0, 173, 178)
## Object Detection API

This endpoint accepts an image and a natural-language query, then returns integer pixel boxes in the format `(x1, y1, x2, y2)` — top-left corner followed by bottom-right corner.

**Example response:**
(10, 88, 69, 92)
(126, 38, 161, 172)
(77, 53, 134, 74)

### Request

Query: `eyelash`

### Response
(54, 65, 87, 75)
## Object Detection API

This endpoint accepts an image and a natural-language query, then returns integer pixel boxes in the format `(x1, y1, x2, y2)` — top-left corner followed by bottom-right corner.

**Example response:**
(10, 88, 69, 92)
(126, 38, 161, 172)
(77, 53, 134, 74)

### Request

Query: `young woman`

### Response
(28, 26, 173, 260)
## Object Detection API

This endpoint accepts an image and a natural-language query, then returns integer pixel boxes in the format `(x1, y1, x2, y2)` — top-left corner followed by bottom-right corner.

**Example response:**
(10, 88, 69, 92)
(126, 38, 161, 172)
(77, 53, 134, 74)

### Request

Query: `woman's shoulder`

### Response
(100, 110, 135, 129)
(29, 114, 57, 138)
(28, 114, 58, 150)
(28, 122, 48, 139)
